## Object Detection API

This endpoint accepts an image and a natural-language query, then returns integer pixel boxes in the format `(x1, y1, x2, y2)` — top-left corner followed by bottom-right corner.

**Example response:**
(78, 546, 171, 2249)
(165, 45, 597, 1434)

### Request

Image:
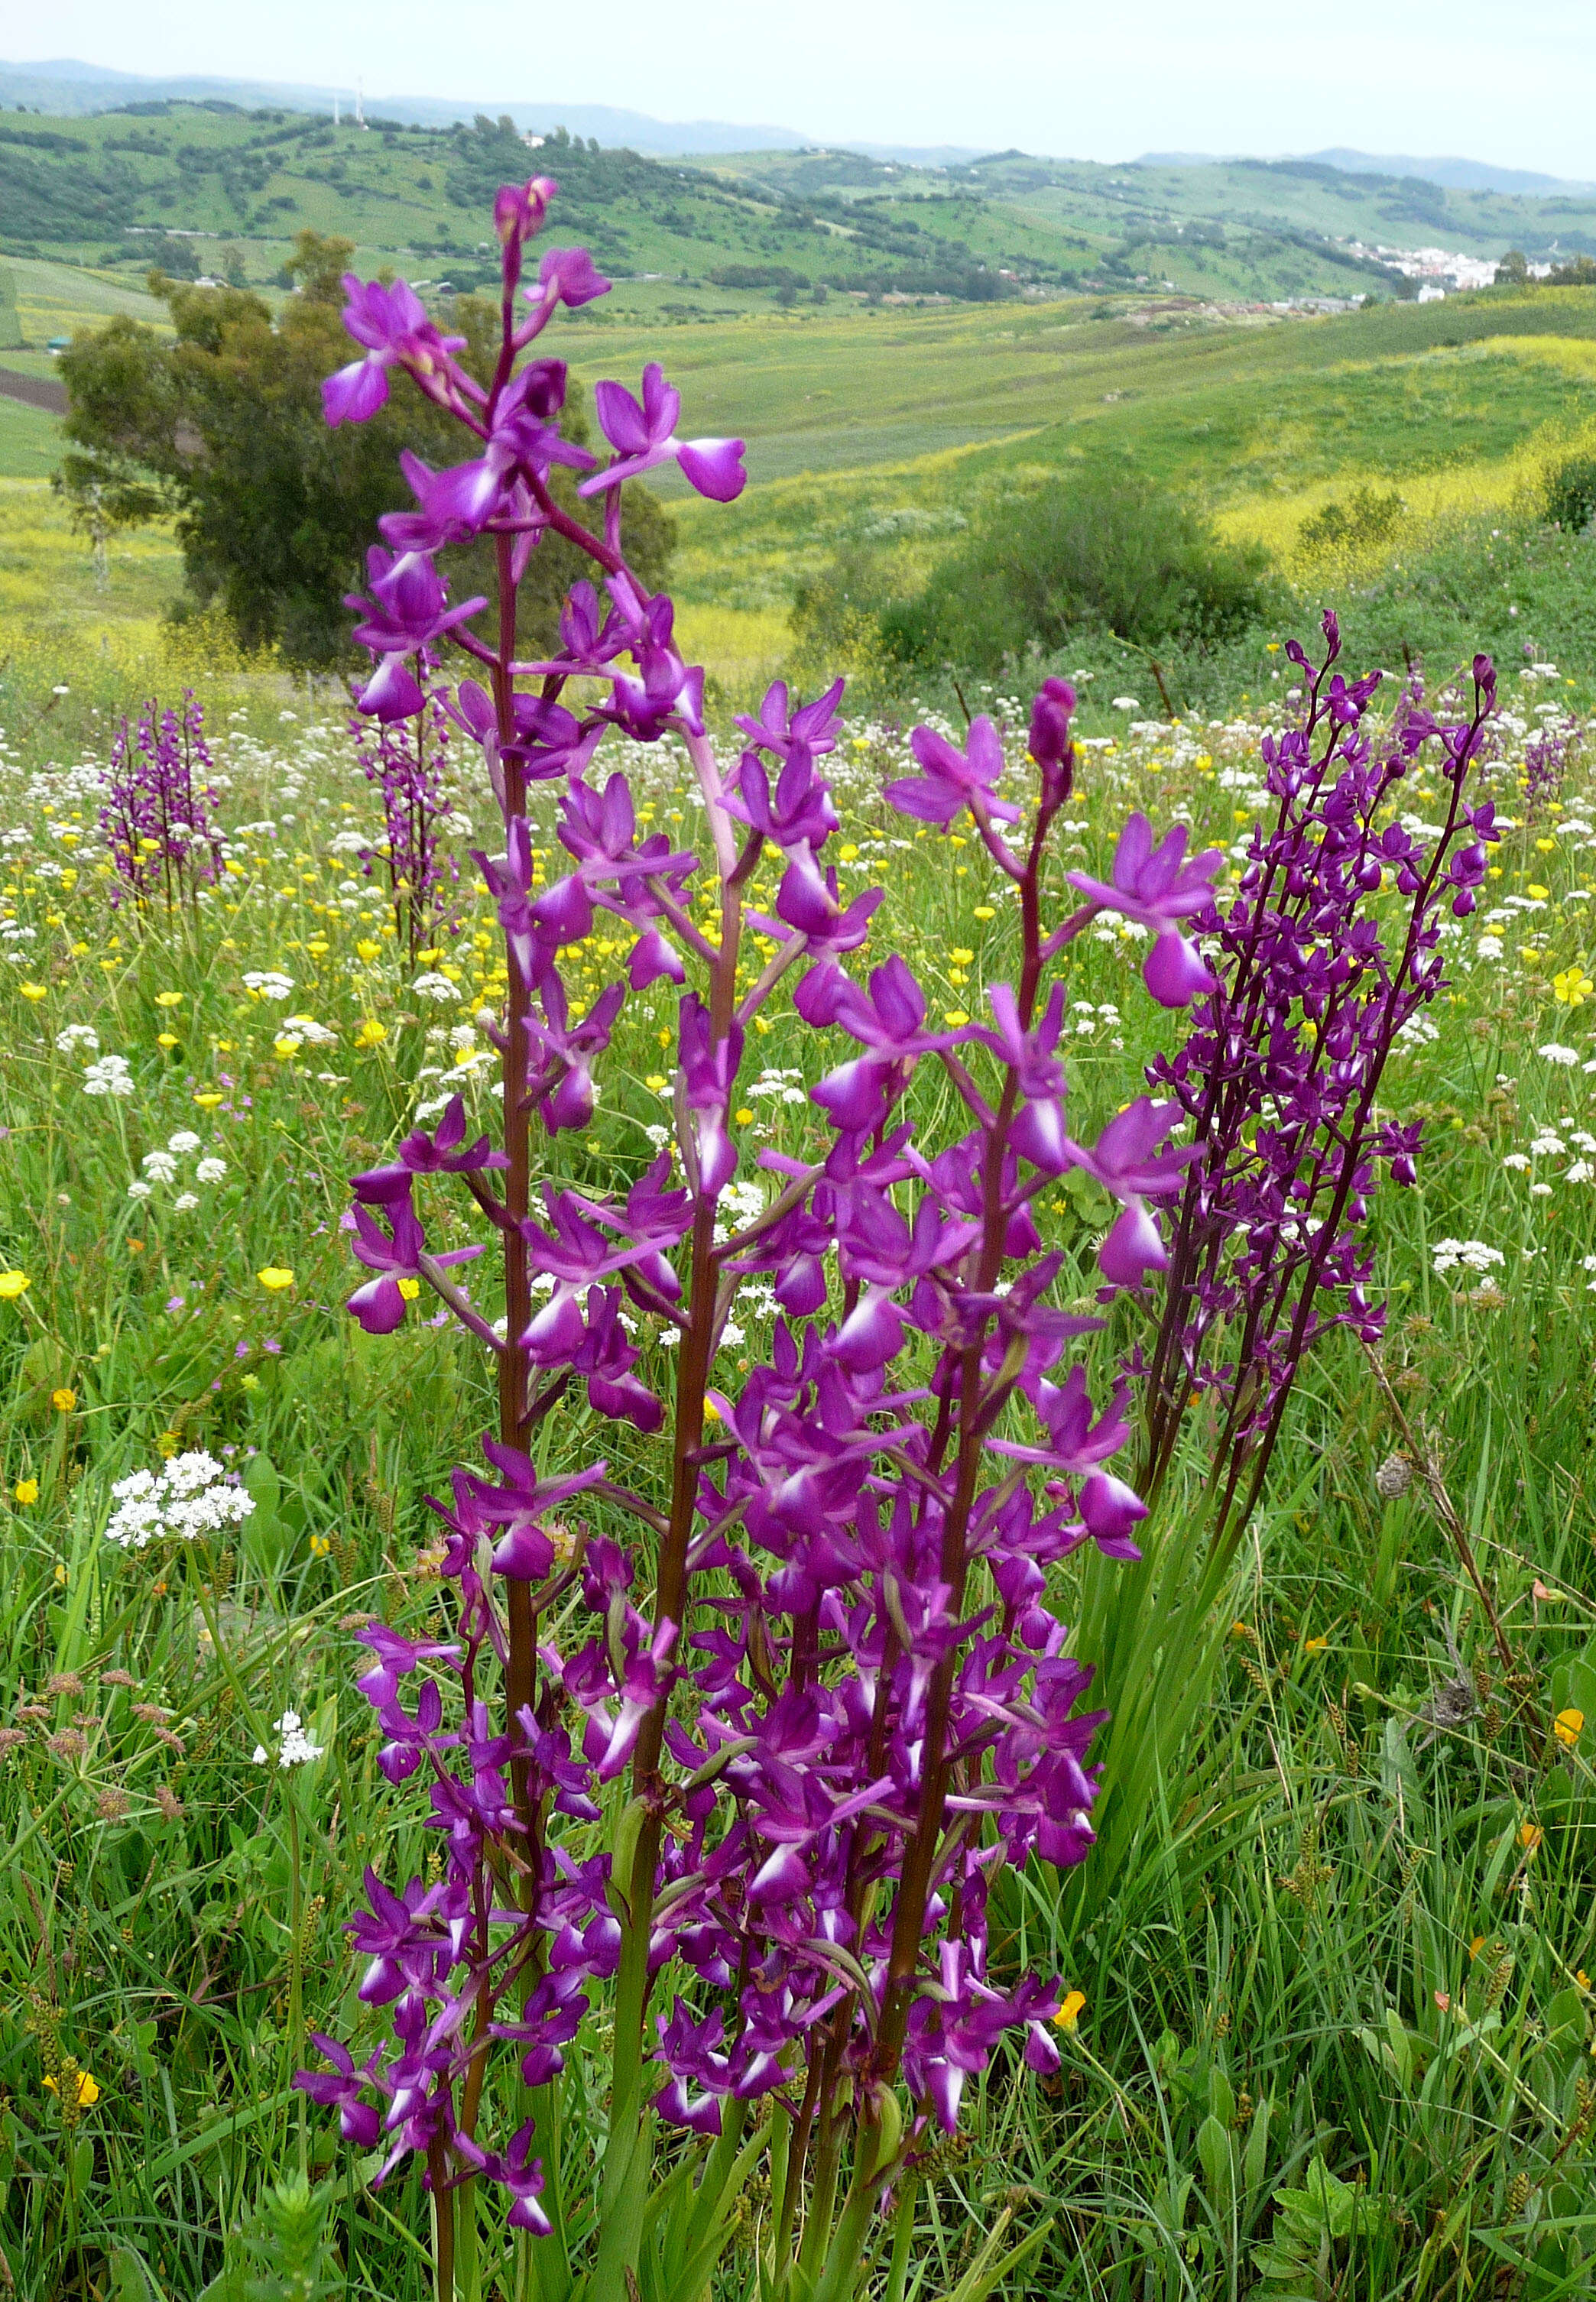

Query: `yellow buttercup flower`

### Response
(1054, 1990, 1087, 2033)
(19, 982, 47, 1001)
(43, 2069, 99, 2108)
(0, 1270, 30, 1301)
(157, 1033, 179, 1050)
(256, 1267, 295, 1293)
(1555, 1707, 1585, 1748)
(193, 1092, 223, 1109)
(50, 1389, 76, 1413)
(355, 939, 382, 962)
(1552, 968, 1593, 1007)
(154, 991, 183, 1008)
(354, 1019, 387, 1049)
(309, 1532, 332, 1556)
(13, 1478, 38, 1506)
(1519, 1822, 1544, 1855)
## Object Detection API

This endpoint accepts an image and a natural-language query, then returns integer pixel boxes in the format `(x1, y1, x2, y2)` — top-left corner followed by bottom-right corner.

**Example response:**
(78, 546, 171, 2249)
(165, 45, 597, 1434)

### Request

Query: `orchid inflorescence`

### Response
(99, 689, 224, 914)
(1137, 621, 1500, 1533)
(349, 673, 463, 965)
(293, 173, 1494, 2302)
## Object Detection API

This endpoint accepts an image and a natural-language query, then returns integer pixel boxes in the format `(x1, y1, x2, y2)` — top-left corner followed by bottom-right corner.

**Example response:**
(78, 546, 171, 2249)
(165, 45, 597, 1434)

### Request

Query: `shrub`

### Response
(1298, 485, 1406, 559)
(1545, 452, 1596, 534)
(877, 472, 1276, 673)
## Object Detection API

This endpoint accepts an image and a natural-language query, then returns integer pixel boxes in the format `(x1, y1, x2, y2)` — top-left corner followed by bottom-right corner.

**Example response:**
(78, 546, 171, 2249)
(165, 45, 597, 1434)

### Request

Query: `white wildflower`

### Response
(251, 1710, 325, 1769)
(1431, 1238, 1504, 1277)
(1502, 1153, 1531, 1172)
(195, 1156, 228, 1185)
(242, 971, 295, 1001)
(105, 1451, 255, 1549)
(1530, 1133, 1567, 1156)
(167, 1130, 203, 1155)
(54, 1023, 99, 1055)
(281, 1013, 338, 1045)
(1566, 1160, 1594, 1184)
(83, 1055, 134, 1098)
(1539, 1043, 1580, 1066)
(411, 972, 462, 1002)
(141, 1151, 179, 1184)
(171, 1192, 200, 1212)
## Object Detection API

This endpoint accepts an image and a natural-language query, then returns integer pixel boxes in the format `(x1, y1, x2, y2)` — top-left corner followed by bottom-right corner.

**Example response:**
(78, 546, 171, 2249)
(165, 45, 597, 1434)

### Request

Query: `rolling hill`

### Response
(7, 99, 1596, 334)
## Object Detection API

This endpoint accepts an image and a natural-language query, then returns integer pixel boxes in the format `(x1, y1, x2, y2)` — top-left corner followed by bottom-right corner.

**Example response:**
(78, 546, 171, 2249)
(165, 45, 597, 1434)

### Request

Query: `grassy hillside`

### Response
(10, 102, 1596, 326)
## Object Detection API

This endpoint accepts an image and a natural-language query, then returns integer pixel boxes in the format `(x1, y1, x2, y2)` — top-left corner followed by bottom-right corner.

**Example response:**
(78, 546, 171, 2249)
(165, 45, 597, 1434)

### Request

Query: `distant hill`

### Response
(0, 58, 809, 155)
(1141, 148, 1596, 198)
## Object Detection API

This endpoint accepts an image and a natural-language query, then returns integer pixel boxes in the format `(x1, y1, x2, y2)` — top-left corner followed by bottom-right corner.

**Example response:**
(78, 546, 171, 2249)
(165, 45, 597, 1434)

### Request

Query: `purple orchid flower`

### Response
(524, 245, 611, 317)
(323, 276, 468, 428)
(1066, 815, 1223, 1007)
(885, 715, 1020, 828)
(353, 1097, 510, 1205)
(345, 1192, 432, 1334)
(579, 362, 747, 503)
(345, 550, 488, 722)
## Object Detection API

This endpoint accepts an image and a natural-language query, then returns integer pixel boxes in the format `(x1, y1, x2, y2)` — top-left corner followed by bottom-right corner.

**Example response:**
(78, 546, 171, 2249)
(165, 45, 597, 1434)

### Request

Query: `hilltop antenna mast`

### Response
(355, 81, 365, 129)
(333, 94, 340, 125)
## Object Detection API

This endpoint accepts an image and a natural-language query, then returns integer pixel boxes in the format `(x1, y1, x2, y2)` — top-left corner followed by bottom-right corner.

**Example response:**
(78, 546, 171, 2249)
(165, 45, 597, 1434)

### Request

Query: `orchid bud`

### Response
(495, 176, 557, 248)
(1027, 678, 1076, 802)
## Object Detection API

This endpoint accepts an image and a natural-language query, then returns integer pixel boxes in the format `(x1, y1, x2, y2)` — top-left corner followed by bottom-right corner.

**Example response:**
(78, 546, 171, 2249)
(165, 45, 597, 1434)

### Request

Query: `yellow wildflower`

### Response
(355, 939, 382, 962)
(1552, 968, 1593, 1007)
(1054, 1990, 1087, 2033)
(43, 2069, 100, 2108)
(1519, 1822, 1544, 1855)
(154, 991, 183, 1008)
(13, 1478, 38, 1506)
(19, 982, 46, 1001)
(355, 1019, 387, 1049)
(193, 1093, 223, 1108)
(256, 1268, 295, 1293)
(50, 1389, 76, 1413)
(1555, 1707, 1584, 1748)
(157, 1033, 178, 1049)
(0, 1270, 31, 1301)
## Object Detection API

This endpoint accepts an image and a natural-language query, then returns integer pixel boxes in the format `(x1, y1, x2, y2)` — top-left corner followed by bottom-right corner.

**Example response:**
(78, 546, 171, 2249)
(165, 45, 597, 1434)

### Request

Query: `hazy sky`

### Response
(14, 1, 1596, 175)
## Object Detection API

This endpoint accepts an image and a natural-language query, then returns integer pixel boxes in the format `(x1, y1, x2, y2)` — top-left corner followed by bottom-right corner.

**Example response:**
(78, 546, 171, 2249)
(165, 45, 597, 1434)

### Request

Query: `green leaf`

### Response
(111, 2247, 169, 2302)
(1197, 2113, 1234, 2213)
